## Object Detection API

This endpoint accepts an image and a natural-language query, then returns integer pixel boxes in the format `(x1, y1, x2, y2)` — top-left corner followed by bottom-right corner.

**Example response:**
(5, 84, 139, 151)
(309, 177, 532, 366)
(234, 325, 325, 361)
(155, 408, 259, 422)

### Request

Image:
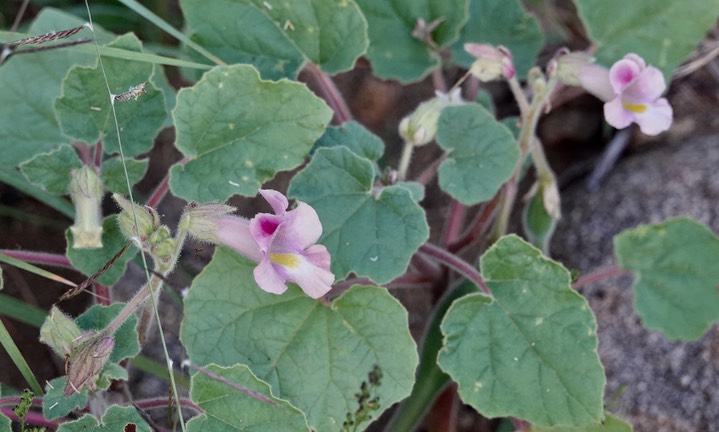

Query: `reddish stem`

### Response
(303, 62, 352, 124)
(440, 200, 466, 247)
(426, 383, 458, 432)
(572, 266, 630, 290)
(145, 156, 188, 208)
(448, 194, 500, 253)
(416, 154, 446, 185)
(133, 397, 203, 414)
(419, 243, 490, 296)
(146, 175, 171, 208)
(0, 249, 72, 268)
(75, 143, 92, 165)
(464, 75, 480, 102)
(432, 66, 448, 93)
(0, 396, 43, 408)
(0, 408, 59, 429)
(94, 282, 111, 306)
(94, 140, 103, 169)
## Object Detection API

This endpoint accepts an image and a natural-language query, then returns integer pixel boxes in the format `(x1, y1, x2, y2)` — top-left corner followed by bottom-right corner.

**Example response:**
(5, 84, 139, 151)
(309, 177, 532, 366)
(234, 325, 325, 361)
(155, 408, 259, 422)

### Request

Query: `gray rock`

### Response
(552, 134, 719, 432)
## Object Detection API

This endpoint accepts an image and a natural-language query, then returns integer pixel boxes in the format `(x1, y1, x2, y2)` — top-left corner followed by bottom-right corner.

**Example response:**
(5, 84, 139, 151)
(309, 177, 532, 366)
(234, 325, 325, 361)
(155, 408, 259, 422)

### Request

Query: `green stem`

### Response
(397, 141, 415, 181)
(491, 76, 558, 242)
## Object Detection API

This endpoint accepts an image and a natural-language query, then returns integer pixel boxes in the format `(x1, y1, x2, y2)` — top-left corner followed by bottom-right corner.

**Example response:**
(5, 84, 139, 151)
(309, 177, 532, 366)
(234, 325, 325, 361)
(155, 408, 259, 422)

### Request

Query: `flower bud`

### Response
(552, 49, 595, 86)
(39, 306, 83, 357)
(398, 88, 463, 146)
(64, 332, 114, 396)
(522, 179, 561, 255)
(464, 43, 515, 81)
(149, 225, 176, 266)
(69, 167, 104, 249)
(112, 193, 159, 241)
(178, 202, 236, 244)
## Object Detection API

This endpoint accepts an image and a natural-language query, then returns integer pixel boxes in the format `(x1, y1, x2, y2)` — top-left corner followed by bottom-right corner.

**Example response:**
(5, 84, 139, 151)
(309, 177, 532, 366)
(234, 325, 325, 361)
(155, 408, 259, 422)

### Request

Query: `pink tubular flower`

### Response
(577, 53, 672, 135)
(185, 190, 334, 299)
(249, 190, 334, 298)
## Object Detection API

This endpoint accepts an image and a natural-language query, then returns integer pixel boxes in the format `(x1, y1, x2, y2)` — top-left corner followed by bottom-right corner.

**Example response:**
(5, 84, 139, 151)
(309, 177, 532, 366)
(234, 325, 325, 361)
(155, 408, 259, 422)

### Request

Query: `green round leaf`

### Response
(436, 104, 519, 205)
(575, 0, 719, 78)
(289, 147, 429, 283)
(614, 217, 719, 340)
(170, 64, 332, 202)
(438, 235, 605, 427)
(187, 364, 308, 431)
(181, 249, 418, 432)
(19, 145, 82, 195)
(181, 0, 368, 78)
(452, 0, 543, 79)
(355, 0, 469, 82)
(65, 216, 138, 286)
(54, 33, 167, 156)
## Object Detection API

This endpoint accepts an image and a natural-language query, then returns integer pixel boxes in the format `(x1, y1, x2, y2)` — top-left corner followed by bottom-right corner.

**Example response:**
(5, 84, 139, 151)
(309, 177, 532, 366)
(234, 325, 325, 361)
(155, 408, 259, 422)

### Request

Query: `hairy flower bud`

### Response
(464, 43, 515, 81)
(69, 167, 104, 249)
(39, 306, 83, 357)
(113, 193, 159, 241)
(178, 202, 236, 244)
(64, 332, 114, 396)
(398, 88, 463, 146)
(551, 50, 592, 84)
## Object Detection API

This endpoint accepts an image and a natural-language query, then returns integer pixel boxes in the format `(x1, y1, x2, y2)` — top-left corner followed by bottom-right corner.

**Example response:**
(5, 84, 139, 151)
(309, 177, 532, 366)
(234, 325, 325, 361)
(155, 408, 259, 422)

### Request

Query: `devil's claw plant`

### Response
(1, 1, 718, 431)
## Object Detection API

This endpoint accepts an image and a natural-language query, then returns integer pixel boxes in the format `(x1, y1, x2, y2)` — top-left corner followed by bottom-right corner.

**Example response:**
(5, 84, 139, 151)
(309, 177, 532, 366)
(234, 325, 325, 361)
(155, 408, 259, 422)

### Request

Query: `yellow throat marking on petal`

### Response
(622, 101, 647, 113)
(270, 253, 300, 268)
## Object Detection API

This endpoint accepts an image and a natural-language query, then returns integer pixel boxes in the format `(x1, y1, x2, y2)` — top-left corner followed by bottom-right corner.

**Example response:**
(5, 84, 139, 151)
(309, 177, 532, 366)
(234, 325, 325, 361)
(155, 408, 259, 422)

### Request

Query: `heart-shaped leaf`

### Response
(289, 147, 429, 283)
(55, 33, 167, 157)
(181, 0, 368, 79)
(438, 235, 605, 427)
(170, 64, 332, 202)
(614, 217, 719, 340)
(181, 248, 418, 432)
(436, 104, 519, 205)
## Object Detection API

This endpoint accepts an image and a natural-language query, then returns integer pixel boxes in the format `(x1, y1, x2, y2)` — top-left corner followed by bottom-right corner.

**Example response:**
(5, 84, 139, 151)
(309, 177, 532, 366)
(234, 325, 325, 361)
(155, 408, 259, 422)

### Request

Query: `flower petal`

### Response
(259, 189, 288, 215)
(268, 202, 323, 252)
(283, 247, 335, 298)
(250, 213, 283, 251)
(634, 98, 673, 135)
(253, 257, 289, 295)
(609, 57, 642, 93)
(623, 66, 666, 102)
(578, 64, 614, 102)
(215, 216, 264, 262)
(604, 97, 634, 130)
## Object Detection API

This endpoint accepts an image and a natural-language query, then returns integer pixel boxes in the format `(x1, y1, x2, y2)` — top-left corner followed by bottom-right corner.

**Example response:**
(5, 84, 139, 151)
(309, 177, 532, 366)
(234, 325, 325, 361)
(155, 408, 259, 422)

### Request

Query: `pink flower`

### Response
(185, 190, 334, 299)
(578, 53, 672, 135)
(249, 190, 334, 298)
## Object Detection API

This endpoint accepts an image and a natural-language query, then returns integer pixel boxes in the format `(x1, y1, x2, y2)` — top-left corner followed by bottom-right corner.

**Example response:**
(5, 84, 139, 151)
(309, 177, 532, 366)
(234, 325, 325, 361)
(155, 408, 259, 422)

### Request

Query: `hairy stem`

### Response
(304, 62, 352, 124)
(419, 243, 490, 295)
